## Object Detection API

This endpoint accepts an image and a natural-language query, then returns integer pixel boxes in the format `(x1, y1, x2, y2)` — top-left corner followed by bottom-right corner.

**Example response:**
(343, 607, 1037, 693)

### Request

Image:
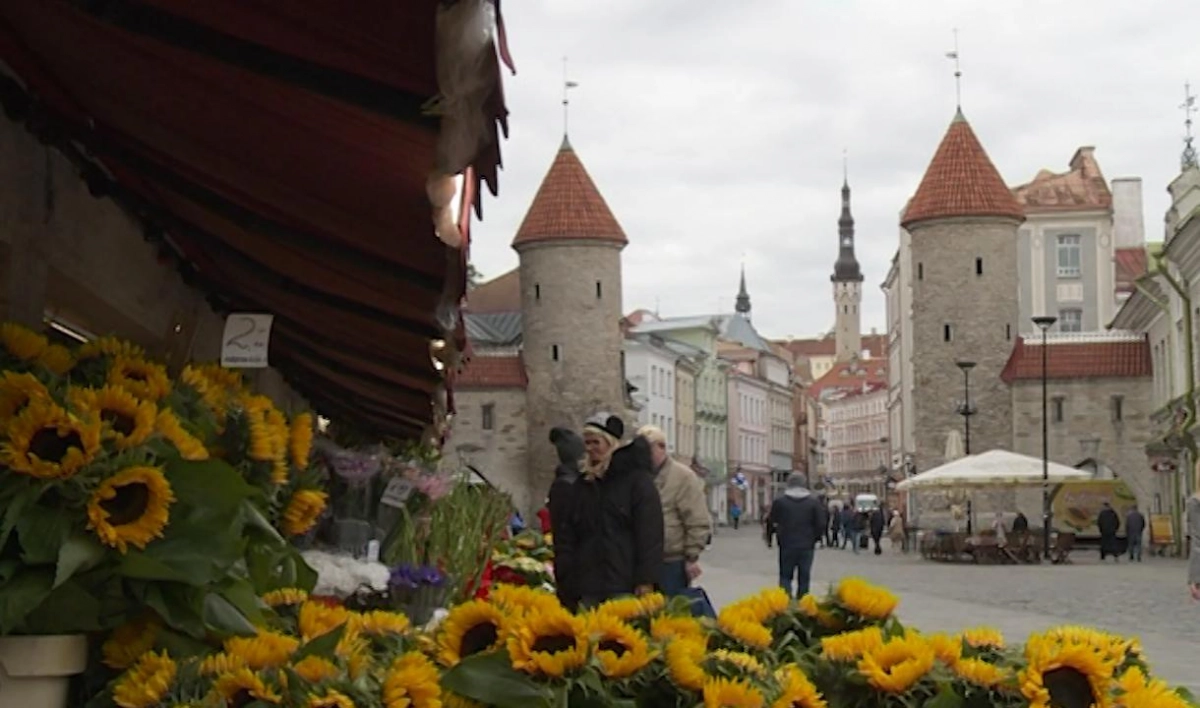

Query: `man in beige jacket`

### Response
(638, 425, 712, 596)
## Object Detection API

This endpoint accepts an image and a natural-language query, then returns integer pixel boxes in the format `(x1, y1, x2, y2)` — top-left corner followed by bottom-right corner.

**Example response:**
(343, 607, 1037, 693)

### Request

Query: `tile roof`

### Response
(453, 354, 527, 388)
(901, 110, 1025, 228)
(511, 137, 627, 248)
(1114, 247, 1148, 294)
(1011, 147, 1112, 213)
(807, 359, 888, 400)
(1000, 336, 1151, 382)
(465, 269, 521, 313)
(776, 333, 887, 359)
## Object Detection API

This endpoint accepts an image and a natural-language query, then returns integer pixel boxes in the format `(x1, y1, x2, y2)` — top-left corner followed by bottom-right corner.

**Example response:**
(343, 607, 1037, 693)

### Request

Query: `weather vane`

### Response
(945, 28, 962, 108)
(1182, 82, 1197, 170)
(842, 148, 848, 184)
(562, 56, 579, 139)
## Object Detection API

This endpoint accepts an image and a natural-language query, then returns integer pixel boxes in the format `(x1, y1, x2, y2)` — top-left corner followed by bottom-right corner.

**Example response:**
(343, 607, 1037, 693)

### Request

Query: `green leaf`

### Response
(163, 459, 256, 518)
(440, 652, 554, 708)
(202, 591, 258, 636)
(55, 532, 107, 588)
(120, 551, 192, 583)
(21, 578, 102, 633)
(0, 559, 20, 583)
(240, 500, 285, 546)
(217, 579, 265, 628)
(143, 583, 207, 638)
(0, 568, 54, 634)
(293, 624, 347, 662)
(15, 503, 72, 564)
(924, 683, 965, 708)
(0, 483, 41, 550)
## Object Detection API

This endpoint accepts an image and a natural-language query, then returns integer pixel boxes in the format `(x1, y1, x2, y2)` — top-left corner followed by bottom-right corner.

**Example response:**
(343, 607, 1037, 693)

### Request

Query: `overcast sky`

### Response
(466, 0, 1200, 341)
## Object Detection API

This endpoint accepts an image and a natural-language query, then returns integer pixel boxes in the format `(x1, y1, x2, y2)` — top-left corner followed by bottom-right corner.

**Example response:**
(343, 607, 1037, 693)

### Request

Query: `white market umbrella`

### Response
(896, 449, 1094, 491)
(944, 429, 965, 462)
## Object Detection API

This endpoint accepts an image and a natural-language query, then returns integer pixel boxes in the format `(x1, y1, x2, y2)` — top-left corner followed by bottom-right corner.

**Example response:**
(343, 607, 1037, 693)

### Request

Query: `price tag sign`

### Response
(221, 313, 273, 368)
(380, 477, 415, 509)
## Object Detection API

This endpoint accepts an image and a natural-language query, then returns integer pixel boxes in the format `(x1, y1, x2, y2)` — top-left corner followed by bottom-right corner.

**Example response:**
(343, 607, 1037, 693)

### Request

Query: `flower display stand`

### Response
(0, 635, 87, 708)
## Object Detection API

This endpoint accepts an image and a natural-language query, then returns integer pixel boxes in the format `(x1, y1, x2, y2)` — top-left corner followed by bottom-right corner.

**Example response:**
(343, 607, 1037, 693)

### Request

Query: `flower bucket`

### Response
(0, 635, 88, 708)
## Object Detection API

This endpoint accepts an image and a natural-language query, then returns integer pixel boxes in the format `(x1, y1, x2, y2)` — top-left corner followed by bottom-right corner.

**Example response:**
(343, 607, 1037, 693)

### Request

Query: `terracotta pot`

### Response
(0, 634, 88, 708)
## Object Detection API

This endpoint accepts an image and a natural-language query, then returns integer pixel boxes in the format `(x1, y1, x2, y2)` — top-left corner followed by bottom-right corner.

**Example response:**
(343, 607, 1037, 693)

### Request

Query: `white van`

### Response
(854, 493, 881, 514)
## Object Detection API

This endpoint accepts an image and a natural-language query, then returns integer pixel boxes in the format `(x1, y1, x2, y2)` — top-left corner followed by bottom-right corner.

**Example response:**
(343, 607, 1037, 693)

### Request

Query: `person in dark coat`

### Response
(547, 427, 584, 606)
(765, 474, 825, 598)
(1097, 502, 1120, 562)
(1011, 511, 1030, 534)
(555, 413, 664, 610)
(869, 507, 886, 555)
(1125, 506, 1146, 562)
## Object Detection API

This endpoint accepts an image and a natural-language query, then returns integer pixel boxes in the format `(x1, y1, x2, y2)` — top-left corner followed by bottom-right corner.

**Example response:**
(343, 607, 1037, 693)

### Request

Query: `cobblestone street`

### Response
(698, 527, 1200, 691)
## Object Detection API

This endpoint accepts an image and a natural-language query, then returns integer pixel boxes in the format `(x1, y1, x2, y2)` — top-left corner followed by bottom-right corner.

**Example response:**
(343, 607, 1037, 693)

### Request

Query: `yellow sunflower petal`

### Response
(382, 651, 442, 708)
(835, 577, 899, 620)
(505, 607, 589, 678)
(86, 466, 176, 553)
(111, 651, 177, 708)
(283, 489, 328, 536)
(702, 676, 765, 708)
(102, 614, 161, 670)
(1, 399, 101, 479)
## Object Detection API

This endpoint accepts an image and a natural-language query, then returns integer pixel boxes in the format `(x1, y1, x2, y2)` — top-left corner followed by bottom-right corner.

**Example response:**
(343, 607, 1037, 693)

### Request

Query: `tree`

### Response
(466, 262, 483, 290)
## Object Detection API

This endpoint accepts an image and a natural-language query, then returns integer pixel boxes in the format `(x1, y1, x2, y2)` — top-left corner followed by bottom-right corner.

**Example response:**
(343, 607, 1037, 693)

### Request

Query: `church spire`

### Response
(735, 265, 751, 317)
(832, 175, 864, 283)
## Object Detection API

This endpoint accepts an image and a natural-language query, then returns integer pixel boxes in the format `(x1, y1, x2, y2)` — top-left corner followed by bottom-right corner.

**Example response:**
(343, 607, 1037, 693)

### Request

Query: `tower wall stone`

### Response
(909, 216, 1020, 475)
(833, 280, 862, 362)
(518, 240, 626, 500)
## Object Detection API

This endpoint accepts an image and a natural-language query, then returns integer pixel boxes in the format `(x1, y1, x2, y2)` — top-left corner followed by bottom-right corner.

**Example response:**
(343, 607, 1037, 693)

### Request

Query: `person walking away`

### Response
(730, 502, 742, 530)
(1188, 491, 1200, 601)
(888, 510, 905, 552)
(1125, 506, 1146, 563)
(1011, 511, 1029, 534)
(1097, 502, 1120, 562)
(869, 507, 886, 555)
(765, 474, 824, 598)
(547, 427, 584, 606)
(638, 425, 712, 597)
(827, 502, 841, 548)
(843, 506, 863, 554)
(554, 413, 664, 610)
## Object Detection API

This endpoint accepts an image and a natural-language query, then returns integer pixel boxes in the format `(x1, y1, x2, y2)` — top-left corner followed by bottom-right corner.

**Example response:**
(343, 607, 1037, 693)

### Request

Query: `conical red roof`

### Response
(901, 110, 1024, 228)
(511, 137, 627, 248)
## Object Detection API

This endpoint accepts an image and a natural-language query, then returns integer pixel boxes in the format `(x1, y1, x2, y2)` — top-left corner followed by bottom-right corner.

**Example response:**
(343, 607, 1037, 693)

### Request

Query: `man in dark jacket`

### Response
(555, 413, 664, 610)
(1125, 506, 1146, 562)
(765, 474, 825, 598)
(869, 507, 886, 555)
(1097, 502, 1120, 562)
(547, 427, 584, 606)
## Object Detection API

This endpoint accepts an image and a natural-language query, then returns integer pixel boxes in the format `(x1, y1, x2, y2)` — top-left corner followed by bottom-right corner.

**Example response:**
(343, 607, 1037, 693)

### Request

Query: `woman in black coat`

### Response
(547, 427, 584, 606)
(554, 414, 664, 610)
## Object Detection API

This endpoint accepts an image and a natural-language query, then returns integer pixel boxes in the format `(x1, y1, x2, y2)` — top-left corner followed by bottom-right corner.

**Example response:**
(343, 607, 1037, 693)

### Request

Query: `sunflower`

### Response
(651, 615, 705, 643)
(298, 601, 353, 642)
(213, 668, 283, 705)
(587, 612, 655, 679)
(961, 626, 1006, 650)
(797, 593, 841, 630)
(87, 466, 176, 553)
(834, 577, 899, 620)
(199, 652, 249, 676)
(1019, 628, 1120, 708)
(709, 649, 766, 678)
(78, 336, 146, 362)
(70, 385, 157, 450)
(926, 632, 963, 667)
(290, 412, 314, 468)
(595, 592, 665, 622)
(747, 587, 790, 621)
(243, 395, 289, 462)
(506, 606, 589, 677)
(1115, 667, 1193, 708)
(224, 629, 300, 669)
(155, 409, 210, 461)
(772, 665, 827, 708)
(283, 489, 329, 536)
(0, 322, 47, 361)
(111, 651, 177, 708)
(856, 635, 936, 694)
(665, 637, 709, 691)
(357, 610, 412, 637)
(292, 655, 341, 683)
(37, 343, 74, 375)
(820, 626, 885, 662)
(487, 584, 562, 617)
(702, 677, 766, 708)
(382, 651, 442, 708)
(102, 614, 161, 669)
(308, 690, 357, 708)
(0, 371, 51, 420)
(716, 609, 772, 650)
(954, 658, 1010, 689)
(107, 356, 172, 401)
(2, 400, 101, 479)
(444, 694, 485, 708)
(261, 587, 309, 608)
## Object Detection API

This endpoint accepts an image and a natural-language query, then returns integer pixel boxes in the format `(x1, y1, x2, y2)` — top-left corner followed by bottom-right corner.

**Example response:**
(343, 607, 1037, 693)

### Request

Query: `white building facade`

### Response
(727, 366, 771, 520)
(824, 384, 890, 496)
(624, 335, 678, 450)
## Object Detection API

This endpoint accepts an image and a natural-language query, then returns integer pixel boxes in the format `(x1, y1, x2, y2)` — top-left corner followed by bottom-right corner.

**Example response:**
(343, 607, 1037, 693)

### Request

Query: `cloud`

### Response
(468, 0, 1200, 340)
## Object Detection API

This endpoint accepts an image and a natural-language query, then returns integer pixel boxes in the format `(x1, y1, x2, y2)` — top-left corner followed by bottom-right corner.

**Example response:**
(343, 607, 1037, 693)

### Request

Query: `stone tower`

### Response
(832, 177, 864, 362)
(735, 266, 751, 319)
(514, 136, 628, 499)
(902, 109, 1024, 474)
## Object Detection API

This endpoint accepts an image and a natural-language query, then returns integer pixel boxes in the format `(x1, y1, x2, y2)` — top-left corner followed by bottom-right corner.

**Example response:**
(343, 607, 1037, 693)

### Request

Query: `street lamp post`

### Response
(955, 360, 976, 533)
(1032, 316, 1058, 560)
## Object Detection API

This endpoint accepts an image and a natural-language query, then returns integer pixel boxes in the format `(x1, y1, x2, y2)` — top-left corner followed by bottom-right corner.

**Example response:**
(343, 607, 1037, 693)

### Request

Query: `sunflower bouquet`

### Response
(0, 323, 320, 644)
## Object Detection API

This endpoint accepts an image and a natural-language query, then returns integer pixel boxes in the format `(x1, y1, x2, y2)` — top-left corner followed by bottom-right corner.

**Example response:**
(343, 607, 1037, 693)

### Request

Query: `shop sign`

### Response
(220, 313, 273, 368)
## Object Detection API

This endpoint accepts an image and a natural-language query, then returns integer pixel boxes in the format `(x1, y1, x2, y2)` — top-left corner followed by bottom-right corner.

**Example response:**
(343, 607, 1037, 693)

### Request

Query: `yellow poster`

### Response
(1050, 480, 1138, 536)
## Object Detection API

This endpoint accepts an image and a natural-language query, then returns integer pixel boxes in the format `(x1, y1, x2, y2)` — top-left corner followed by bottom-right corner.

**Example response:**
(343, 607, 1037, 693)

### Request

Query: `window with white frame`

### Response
(1058, 309, 1083, 333)
(1056, 234, 1082, 278)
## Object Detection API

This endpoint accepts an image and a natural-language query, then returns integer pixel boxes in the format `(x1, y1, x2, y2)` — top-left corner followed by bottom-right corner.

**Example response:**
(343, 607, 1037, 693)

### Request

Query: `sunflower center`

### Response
(101, 409, 137, 436)
(460, 622, 499, 657)
(1043, 667, 1095, 708)
(123, 368, 149, 383)
(29, 427, 83, 463)
(229, 690, 254, 708)
(101, 482, 150, 526)
(531, 634, 576, 654)
(598, 639, 628, 657)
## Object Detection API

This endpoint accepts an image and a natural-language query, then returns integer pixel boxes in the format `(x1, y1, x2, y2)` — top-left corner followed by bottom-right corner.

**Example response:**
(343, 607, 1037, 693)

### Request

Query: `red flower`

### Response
(492, 566, 526, 586)
(309, 595, 343, 608)
(474, 560, 494, 600)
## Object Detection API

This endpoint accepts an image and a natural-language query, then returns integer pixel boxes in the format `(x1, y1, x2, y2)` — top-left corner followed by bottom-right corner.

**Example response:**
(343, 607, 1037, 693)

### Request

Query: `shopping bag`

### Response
(681, 586, 716, 619)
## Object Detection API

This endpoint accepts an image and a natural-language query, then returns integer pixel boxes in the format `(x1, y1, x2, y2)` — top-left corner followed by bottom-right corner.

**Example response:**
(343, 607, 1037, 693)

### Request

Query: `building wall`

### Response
(728, 370, 770, 518)
(833, 280, 862, 362)
(909, 216, 1020, 474)
(624, 339, 677, 448)
(518, 241, 626, 500)
(674, 361, 696, 461)
(1018, 215, 1113, 334)
(825, 389, 889, 491)
(443, 386, 531, 511)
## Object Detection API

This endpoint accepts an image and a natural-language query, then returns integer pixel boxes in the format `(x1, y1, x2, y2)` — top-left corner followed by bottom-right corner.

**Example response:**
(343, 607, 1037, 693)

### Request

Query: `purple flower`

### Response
(389, 563, 446, 590)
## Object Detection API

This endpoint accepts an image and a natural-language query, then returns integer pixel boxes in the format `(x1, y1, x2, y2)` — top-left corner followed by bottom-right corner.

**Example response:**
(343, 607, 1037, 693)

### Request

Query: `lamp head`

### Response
(1031, 315, 1058, 331)
(955, 360, 976, 371)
